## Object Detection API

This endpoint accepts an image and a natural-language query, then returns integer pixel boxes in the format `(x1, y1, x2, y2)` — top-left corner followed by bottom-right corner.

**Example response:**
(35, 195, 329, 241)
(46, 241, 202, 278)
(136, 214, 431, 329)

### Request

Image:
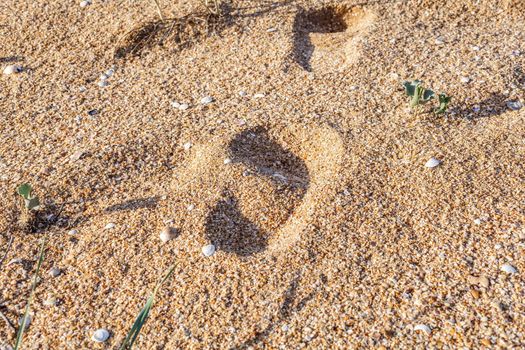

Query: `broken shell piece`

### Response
(501, 263, 517, 274)
(414, 324, 431, 335)
(202, 244, 216, 257)
(160, 226, 178, 243)
(92, 329, 110, 342)
(3, 64, 22, 75)
(425, 157, 441, 168)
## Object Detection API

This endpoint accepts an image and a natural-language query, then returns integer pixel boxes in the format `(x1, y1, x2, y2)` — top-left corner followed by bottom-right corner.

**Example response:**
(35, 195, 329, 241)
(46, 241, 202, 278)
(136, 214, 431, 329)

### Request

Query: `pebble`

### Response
(253, 93, 265, 99)
(202, 244, 216, 257)
(92, 329, 110, 343)
(43, 297, 58, 306)
(414, 324, 431, 335)
(223, 158, 232, 165)
(100, 73, 109, 80)
(266, 27, 277, 33)
(472, 105, 481, 113)
(179, 103, 189, 111)
(460, 76, 471, 83)
(79, 86, 87, 92)
(105, 68, 114, 77)
(160, 226, 178, 243)
(474, 218, 482, 225)
(239, 90, 247, 97)
(238, 119, 246, 126)
(472, 45, 480, 51)
(70, 150, 85, 161)
(187, 204, 195, 211)
(183, 142, 192, 151)
(3, 64, 22, 75)
(68, 229, 78, 235)
(200, 96, 214, 105)
(171, 101, 180, 108)
(506, 100, 522, 111)
(98, 80, 109, 88)
(470, 289, 480, 299)
(434, 37, 445, 45)
(80, 0, 92, 7)
(104, 223, 116, 230)
(479, 276, 490, 288)
(424, 157, 441, 168)
(500, 263, 517, 274)
(281, 324, 289, 332)
(49, 267, 61, 277)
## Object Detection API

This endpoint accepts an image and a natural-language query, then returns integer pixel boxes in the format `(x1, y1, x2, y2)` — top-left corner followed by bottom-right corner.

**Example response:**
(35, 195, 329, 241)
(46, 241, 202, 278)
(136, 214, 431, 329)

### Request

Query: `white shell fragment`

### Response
(253, 93, 265, 99)
(200, 96, 214, 105)
(3, 64, 22, 75)
(92, 329, 110, 343)
(43, 297, 58, 306)
(414, 324, 431, 335)
(80, 0, 92, 7)
(239, 90, 247, 97)
(506, 100, 522, 111)
(49, 267, 61, 277)
(223, 158, 232, 165)
(104, 223, 116, 230)
(160, 226, 178, 243)
(68, 229, 78, 235)
(183, 142, 192, 151)
(179, 103, 189, 111)
(187, 204, 195, 211)
(501, 263, 517, 274)
(460, 76, 471, 83)
(171, 101, 181, 108)
(425, 157, 441, 168)
(98, 80, 109, 87)
(202, 244, 216, 257)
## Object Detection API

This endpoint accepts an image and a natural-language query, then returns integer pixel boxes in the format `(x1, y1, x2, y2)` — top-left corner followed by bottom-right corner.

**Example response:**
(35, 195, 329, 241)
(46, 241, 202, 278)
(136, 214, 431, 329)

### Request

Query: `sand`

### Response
(0, 0, 524, 348)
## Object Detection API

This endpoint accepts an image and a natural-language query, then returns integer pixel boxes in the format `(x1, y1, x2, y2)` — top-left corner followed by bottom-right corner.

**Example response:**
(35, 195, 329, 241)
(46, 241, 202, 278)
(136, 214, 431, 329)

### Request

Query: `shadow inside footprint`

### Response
(205, 195, 268, 256)
(228, 126, 310, 191)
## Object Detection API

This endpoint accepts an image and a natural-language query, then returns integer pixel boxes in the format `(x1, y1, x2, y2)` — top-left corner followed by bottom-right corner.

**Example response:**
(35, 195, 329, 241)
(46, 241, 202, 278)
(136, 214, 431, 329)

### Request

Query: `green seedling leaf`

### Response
(25, 197, 40, 211)
(435, 93, 451, 114)
(14, 237, 46, 350)
(119, 264, 176, 350)
(17, 184, 32, 200)
(422, 89, 435, 102)
(403, 80, 422, 97)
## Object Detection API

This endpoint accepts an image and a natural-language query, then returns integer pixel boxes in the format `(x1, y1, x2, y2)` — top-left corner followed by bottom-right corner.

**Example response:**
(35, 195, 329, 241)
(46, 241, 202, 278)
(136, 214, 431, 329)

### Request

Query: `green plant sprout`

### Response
(17, 184, 40, 211)
(119, 264, 176, 350)
(14, 237, 47, 350)
(435, 93, 451, 114)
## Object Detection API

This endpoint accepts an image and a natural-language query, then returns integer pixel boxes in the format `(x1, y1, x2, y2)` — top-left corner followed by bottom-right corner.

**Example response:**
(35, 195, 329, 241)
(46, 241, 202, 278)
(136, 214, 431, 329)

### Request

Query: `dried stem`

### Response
(152, 0, 164, 21)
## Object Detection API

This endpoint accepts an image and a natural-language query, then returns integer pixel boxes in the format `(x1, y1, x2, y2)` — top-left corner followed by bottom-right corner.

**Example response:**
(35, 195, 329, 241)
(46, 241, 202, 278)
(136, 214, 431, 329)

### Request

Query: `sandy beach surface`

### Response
(1, 0, 524, 348)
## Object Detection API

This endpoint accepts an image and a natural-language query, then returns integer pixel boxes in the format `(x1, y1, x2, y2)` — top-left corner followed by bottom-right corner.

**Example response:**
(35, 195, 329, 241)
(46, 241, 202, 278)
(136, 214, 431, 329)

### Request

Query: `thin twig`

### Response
(0, 234, 14, 270)
(152, 0, 165, 21)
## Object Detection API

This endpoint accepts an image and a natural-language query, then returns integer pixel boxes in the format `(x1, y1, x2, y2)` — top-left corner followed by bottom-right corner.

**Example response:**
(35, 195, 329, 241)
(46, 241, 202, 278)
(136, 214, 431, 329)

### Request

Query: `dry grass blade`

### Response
(14, 237, 46, 350)
(118, 264, 176, 350)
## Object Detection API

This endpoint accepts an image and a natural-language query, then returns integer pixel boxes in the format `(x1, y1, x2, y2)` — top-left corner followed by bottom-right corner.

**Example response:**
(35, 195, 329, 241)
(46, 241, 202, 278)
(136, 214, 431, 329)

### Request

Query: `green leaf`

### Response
(422, 89, 435, 102)
(17, 184, 32, 200)
(403, 80, 421, 97)
(435, 93, 451, 114)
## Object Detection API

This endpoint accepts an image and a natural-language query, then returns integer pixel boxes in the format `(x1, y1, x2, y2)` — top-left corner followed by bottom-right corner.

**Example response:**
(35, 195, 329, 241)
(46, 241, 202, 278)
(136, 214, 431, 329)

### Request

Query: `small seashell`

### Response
(49, 267, 61, 277)
(506, 100, 522, 111)
(98, 80, 109, 87)
(223, 158, 232, 165)
(160, 226, 178, 243)
(68, 229, 78, 235)
(200, 96, 214, 105)
(79, 86, 87, 92)
(183, 142, 192, 151)
(104, 223, 116, 230)
(3, 64, 22, 75)
(281, 324, 289, 332)
(179, 103, 189, 110)
(414, 324, 431, 335)
(424, 157, 441, 168)
(500, 263, 517, 274)
(7, 258, 23, 266)
(202, 244, 216, 257)
(80, 0, 92, 7)
(470, 289, 480, 299)
(238, 119, 246, 126)
(92, 329, 110, 342)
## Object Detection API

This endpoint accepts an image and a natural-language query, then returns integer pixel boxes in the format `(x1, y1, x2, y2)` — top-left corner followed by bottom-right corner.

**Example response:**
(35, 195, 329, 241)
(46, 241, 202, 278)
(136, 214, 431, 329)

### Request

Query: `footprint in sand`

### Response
(170, 124, 345, 256)
(292, 5, 376, 72)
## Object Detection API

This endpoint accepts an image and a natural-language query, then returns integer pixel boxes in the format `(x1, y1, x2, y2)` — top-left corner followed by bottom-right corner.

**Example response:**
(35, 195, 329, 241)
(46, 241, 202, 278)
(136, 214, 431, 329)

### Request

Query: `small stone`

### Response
(68, 229, 78, 235)
(70, 150, 85, 161)
(104, 223, 116, 230)
(187, 204, 195, 211)
(43, 297, 58, 306)
(281, 324, 289, 332)
(460, 76, 471, 83)
(87, 109, 98, 116)
(472, 45, 480, 51)
(92, 329, 110, 343)
(495, 243, 502, 249)
(414, 324, 431, 335)
(179, 103, 189, 111)
(160, 226, 178, 243)
(98, 80, 109, 87)
(472, 105, 481, 113)
(200, 96, 214, 105)
(470, 289, 480, 299)
(3, 64, 22, 75)
(239, 91, 247, 97)
(223, 158, 232, 165)
(183, 142, 192, 150)
(105, 68, 114, 77)
(238, 119, 246, 126)
(253, 93, 265, 99)
(266, 27, 277, 33)
(202, 244, 216, 257)
(171, 101, 181, 108)
(479, 276, 490, 288)
(434, 37, 445, 45)
(481, 339, 491, 347)
(80, 0, 92, 7)
(500, 263, 517, 274)
(79, 86, 87, 92)
(49, 267, 61, 277)
(473, 218, 482, 225)
(506, 100, 522, 111)
(467, 275, 479, 285)
(100, 73, 109, 80)
(424, 157, 441, 168)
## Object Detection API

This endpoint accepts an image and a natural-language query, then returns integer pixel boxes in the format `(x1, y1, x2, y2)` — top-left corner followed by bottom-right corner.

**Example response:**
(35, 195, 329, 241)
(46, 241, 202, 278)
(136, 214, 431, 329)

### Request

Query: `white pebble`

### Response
(414, 324, 431, 335)
(104, 223, 116, 230)
(500, 263, 517, 274)
(506, 100, 522, 111)
(160, 226, 177, 243)
(424, 157, 441, 168)
(183, 142, 192, 151)
(473, 218, 482, 225)
(472, 45, 480, 51)
(79, 86, 87, 92)
(105, 68, 114, 77)
(70, 150, 85, 161)
(187, 204, 195, 211)
(49, 267, 61, 277)
(281, 324, 289, 332)
(100, 73, 109, 80)
(68, 229, 78, 235)
(92, 329, 110, 343)
(253, 93, 265, 99)
(171, 101, 181, 108)
(239, 91, 247, 97)
(494, 244, 502, 250)
(3, 64, 22, 75)
(200, 96, 214, 105)
(98, 80, 109, 87)
(80, 0, 91, 7)
(202, 244, 216, 257)
(43, 297, 58, 306)
(266, 27, 277, 33)
(434, 37, 444, 45)
(223, 158, 232, 165)
(179, 103, 189, 111)
(460, 76, 471, 83)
